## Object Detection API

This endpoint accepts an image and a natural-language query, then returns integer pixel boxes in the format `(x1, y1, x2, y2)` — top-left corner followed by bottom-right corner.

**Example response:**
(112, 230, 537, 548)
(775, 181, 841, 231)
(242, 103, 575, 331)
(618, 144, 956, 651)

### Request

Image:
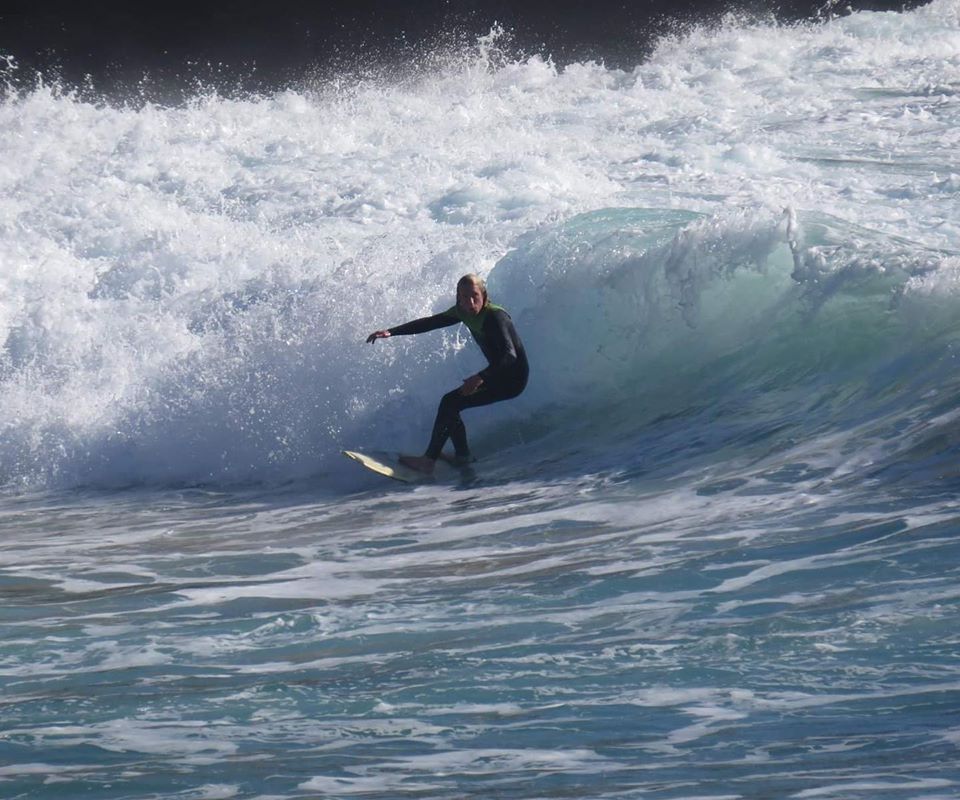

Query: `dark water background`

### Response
(2, 0, 929, 100)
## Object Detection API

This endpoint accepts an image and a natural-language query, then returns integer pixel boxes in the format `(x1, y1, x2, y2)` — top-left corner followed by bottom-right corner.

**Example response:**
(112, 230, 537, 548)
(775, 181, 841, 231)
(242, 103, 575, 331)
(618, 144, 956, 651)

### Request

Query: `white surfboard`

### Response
(342, 450, 431, 483)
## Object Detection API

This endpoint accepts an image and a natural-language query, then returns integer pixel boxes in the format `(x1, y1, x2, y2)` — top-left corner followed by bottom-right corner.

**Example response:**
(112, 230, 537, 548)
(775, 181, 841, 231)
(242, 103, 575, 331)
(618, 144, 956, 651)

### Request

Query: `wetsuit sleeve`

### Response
(478, 310, 522, 381)
(388, 310, 459, 336)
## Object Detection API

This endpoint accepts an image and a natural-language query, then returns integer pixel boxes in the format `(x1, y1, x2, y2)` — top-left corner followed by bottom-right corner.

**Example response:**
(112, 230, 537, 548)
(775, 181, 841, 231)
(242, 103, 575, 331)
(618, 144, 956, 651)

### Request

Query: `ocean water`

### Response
(2, 3, 960, 798)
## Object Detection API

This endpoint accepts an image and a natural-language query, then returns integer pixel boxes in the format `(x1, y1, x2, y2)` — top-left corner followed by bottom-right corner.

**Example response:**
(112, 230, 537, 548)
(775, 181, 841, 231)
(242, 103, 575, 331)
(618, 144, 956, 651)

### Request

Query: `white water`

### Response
(2, 4, 958, 489)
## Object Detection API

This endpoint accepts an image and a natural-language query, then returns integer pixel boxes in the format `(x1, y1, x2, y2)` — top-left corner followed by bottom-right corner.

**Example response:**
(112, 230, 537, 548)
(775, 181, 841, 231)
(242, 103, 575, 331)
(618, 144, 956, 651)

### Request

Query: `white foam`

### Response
(793, 778, 955, 798)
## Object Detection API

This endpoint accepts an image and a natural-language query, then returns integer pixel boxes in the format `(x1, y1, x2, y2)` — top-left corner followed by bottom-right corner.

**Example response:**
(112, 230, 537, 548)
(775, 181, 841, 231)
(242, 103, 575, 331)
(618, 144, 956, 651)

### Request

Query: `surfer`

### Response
(367, 274, 528, 475)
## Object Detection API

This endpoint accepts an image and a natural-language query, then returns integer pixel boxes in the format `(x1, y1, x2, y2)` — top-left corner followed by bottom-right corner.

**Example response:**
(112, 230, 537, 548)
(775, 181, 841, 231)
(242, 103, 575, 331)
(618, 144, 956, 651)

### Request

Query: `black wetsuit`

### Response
(388, 303, 529, 460)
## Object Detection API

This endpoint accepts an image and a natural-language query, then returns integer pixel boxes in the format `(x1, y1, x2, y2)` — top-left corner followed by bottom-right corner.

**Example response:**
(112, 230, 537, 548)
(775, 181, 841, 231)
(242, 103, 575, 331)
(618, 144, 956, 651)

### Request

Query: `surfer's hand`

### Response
(461, 374, 483, 395)
(366, 330, 391, 344)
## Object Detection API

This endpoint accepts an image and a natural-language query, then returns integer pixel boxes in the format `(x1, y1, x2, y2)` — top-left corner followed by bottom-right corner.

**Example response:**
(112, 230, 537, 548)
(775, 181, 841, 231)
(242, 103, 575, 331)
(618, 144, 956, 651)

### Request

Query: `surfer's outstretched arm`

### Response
(366, 312, 459, 343)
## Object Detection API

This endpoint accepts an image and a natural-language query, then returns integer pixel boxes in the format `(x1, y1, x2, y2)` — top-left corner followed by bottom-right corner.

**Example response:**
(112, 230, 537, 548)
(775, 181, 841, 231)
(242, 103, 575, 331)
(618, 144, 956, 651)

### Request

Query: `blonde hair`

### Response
(457, 273, 488, 303)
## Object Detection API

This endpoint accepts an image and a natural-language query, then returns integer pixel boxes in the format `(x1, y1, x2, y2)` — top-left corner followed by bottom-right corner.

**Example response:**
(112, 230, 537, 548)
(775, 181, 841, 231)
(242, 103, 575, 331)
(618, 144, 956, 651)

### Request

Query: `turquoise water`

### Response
(2, 3, 960, 797)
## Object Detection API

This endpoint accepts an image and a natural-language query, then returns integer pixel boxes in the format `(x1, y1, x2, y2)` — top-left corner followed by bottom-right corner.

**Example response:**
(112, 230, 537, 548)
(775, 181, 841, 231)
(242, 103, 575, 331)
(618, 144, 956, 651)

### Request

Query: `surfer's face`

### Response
(457, 283, 485, 317)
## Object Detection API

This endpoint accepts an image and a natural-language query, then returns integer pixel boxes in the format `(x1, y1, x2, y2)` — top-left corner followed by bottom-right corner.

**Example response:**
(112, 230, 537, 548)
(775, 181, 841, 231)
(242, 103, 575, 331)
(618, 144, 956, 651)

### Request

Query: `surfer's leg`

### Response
(402, 388, 473, 473)
(446, 406, 470, 459)
(425, 389, 467, 460)
(425, 379, 526, 460)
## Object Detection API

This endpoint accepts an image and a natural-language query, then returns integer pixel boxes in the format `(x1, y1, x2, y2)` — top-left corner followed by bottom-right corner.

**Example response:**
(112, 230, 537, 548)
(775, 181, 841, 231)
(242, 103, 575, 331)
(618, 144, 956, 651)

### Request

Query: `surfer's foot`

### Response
(399, 454, 436, 475)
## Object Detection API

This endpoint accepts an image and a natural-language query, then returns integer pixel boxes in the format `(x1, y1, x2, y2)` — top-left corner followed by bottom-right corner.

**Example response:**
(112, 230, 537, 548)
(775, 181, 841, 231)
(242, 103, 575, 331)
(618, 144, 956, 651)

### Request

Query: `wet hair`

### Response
(457, 273, 488, 304)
